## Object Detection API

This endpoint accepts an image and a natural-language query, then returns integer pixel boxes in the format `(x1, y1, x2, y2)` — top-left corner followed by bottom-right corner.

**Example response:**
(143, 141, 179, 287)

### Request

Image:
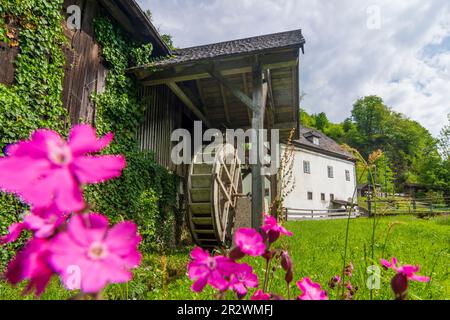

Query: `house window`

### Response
(321, 193, 325, 201)
(303, 161, 311, 174)
(307, 192, 313, 200)
(327, 166, 334, 178)
(345, 170, 351, 182)
(330, 194, 335, 201)
(313, 137, 320, 146)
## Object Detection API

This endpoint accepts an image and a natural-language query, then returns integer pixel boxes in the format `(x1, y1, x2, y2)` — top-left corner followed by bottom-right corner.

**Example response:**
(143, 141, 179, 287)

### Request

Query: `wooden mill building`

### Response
(0, 0, 305, 244)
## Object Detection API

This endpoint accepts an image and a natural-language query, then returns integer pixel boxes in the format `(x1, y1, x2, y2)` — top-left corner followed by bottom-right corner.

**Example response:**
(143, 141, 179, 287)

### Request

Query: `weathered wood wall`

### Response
(0, 15, 20, 86)
(1, 0, 191, 173)
(137, 85, 193, 173)
(62, 0, 106, 126)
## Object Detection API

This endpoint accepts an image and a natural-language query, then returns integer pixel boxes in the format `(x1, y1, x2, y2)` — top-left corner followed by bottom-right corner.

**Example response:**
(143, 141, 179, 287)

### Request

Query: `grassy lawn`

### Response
(1, 215, 449, 300)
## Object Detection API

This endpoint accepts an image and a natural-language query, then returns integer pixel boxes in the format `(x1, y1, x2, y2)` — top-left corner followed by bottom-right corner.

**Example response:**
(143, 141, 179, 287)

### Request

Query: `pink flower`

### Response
(0, 222, 27, 245)
(251, 290, 271, 300)
(1, 205, 68, 244)
(297, 277, 328, 300)
(5, 238, 54, 296)
(24, 205, 68, 239)
(328, 275, 341, 289)
(229, 263, 259, 299)
(344, 262, 354, 277)
(234, 228, 266, 257)
(261, 215, 293, 243)
(0, 125, 125, 212)
(49, 213, 142, 293)
(380, 257, 430, 282)
(188, 247, 236, 293)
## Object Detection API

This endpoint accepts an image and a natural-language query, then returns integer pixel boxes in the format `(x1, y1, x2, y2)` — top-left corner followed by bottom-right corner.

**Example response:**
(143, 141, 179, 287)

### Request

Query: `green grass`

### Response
(0, 215, 449, 300)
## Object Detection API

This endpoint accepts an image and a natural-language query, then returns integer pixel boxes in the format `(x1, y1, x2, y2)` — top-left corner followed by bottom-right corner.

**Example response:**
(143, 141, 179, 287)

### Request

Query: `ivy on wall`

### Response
(86, 15, 180, 251)
(0, 0, 67, 266)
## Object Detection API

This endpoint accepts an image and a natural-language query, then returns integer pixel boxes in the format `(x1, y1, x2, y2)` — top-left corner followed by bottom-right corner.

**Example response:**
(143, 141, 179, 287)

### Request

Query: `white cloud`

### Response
(138, 0, 450, 136)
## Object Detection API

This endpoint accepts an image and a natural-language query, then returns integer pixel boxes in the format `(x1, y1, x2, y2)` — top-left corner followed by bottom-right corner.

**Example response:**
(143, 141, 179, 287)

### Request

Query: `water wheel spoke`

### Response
(188, 144, 243, 248)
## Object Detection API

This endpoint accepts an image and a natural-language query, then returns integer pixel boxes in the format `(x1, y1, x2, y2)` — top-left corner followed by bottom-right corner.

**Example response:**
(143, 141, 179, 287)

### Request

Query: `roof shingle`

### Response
(295, 127, 356, 161)
(152, 29, 305, 68)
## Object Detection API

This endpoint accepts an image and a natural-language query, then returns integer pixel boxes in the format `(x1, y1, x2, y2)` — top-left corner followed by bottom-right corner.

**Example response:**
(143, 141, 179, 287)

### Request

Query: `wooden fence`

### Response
(285, 208, 359, 221)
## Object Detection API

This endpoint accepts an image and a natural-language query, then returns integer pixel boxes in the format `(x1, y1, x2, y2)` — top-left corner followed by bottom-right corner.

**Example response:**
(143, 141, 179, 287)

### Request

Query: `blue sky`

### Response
(137, 0, 450, 136)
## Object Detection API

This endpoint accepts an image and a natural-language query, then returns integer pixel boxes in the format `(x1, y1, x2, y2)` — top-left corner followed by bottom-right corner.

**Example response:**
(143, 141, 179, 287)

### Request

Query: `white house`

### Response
(283, 128, 357, 213)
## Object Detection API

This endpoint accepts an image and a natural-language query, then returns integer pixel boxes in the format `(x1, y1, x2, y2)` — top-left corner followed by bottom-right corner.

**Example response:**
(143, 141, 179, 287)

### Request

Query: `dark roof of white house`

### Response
(150, 29, 305, 68)
(294, 127, 356, 161)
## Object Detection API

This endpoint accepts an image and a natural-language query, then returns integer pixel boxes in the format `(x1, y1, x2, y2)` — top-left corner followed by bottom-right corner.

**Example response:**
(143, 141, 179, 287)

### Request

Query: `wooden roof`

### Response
(129, 30, 305, 141)
(98, 0, 170, 55)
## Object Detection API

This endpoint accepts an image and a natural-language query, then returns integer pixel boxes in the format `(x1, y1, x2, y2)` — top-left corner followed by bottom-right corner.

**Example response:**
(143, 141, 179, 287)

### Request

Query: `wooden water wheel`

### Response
(187, 143, 243, 248)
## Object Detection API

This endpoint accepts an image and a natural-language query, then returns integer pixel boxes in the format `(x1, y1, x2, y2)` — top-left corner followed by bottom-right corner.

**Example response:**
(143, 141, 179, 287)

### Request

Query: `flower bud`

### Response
(285, 269, 293, 284)
(262, 250, 274, 261)
(281, 251, 293, 272)
(229, 246, 245, 261)
(328, 275, 341, 289)
(391, 273, 408, 300)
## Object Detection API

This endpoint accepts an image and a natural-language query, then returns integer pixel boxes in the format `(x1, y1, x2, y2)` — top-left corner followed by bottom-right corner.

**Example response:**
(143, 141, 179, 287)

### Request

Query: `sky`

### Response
(137, 0, 450, 136)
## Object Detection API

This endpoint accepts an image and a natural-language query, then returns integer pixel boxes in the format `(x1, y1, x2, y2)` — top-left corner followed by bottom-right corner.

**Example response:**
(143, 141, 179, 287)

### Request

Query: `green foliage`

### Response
(0, 0, 67, 146)
(88, 15, 179, 251)
(2, 216, 448, 300)
(300, 96, 449, 194)
(0, 0, 67, 267)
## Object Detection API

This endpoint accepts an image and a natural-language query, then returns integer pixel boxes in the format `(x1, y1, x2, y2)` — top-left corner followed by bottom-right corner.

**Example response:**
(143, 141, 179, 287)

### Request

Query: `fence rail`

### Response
(364, 196, 450, 217)
(285, 208, 359, 221)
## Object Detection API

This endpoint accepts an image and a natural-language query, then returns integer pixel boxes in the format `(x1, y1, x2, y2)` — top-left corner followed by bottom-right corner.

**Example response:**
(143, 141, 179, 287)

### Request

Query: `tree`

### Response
(438, 114, 450, 160)
(300, 108, 315, 128)
(313, 112, 329, 131)
(144, 9, 176, 50)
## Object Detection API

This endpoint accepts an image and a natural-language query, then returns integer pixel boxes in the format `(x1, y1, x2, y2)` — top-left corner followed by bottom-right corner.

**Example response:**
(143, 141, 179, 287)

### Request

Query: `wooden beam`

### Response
(166, 82, 211, 127)
(266, 70, 276, 126)
(220, 85, 231, 124)
(196, 79, 208, 115)
(139, 50, 299, 86)
(208, 69, 258, 113)
(242, 74, 252, 125)
(262, 81, 269, 123)
(251, 60, 266, 228)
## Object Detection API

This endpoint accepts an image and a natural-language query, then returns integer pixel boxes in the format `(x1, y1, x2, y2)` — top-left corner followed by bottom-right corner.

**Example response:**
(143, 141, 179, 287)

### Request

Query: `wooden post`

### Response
(251, 60, 265, 229)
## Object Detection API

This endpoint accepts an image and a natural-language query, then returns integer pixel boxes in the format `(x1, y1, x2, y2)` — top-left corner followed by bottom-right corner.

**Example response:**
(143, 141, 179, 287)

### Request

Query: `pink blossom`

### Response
(380, 257, 430, 282)
(229, 263, 258, 298)
(6, 238, 54, 296)
(24, 205, 68, 239)
(261, 215, 293, 243)
(188, 247, 236, 293)
(49, 213, 142, 293)
(234, 228, 266, 257)
(1, 205, 67, 244)
(0, 222, 27, 245)
(297, 277, 328, 300)
(251, 290, 271, 300)
(0, 125, 125, 212)
(328, 275, 341, 289)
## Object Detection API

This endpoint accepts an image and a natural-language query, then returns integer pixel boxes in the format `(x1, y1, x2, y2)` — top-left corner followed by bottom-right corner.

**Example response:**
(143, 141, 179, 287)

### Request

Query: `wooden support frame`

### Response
(242, 74, 252, 125)
(251, 59, 267, 228)
(265, 70, 276, 127)
(219, 84, 231, 124)
(139, 50, 299, 86)
(208, 69, 259, 113)
(166, 82, 211, 127)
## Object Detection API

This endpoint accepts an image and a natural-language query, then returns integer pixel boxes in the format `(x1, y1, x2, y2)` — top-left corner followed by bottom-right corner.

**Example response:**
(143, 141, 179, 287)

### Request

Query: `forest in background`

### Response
(300, 96, 450, 199)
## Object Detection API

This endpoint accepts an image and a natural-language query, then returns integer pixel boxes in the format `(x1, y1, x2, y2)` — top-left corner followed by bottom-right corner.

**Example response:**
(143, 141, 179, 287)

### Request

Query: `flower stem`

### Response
(263, 258, 271, 292)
